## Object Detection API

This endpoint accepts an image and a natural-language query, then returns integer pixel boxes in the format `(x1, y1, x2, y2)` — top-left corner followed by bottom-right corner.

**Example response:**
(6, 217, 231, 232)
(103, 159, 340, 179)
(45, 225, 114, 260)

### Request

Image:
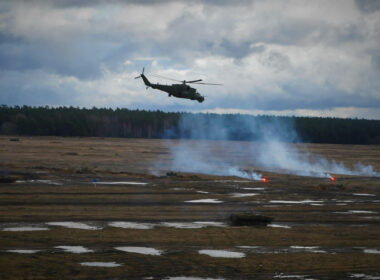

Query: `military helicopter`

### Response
(135, 68, 221, 103)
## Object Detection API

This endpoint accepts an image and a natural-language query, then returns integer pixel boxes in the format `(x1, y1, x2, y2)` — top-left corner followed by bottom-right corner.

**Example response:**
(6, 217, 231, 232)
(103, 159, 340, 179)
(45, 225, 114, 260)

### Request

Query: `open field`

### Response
(0, 136, 380, 279)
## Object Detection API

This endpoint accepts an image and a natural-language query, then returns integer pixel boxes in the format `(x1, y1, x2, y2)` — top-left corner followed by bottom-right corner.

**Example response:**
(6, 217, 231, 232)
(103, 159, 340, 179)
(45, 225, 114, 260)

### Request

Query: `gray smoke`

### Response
(169, 140, 263, 180)
(257, 139, 380, 178)
(155, 113, 380, 179)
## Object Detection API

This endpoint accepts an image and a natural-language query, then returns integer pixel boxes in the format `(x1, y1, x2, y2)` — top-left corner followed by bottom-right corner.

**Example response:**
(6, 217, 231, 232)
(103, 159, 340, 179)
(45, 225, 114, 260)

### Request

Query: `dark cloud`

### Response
(0, 43, 40, 72)
(355, 0, 380, 13)
(370, 50, 380, 70)
(219, 40, 252, 59)
(0, 40, 103, 79)
(0, 71, 78, 107)
(0, 33, 40, 71)
(258, 51, 290, 71)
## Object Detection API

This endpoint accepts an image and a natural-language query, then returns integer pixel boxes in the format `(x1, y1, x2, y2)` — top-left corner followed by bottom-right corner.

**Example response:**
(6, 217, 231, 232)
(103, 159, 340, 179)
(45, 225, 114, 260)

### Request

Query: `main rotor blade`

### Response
(151, 73, 222, 85)
(151, 74, 182, 82)
(134, 76, 141, 79)
(193, 82, 223, 85)
(185, 79, 202, 83)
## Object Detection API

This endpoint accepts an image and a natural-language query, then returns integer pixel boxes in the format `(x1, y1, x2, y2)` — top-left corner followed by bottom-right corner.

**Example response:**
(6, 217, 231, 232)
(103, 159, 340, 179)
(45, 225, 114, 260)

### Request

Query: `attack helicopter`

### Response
(135, 68, 221, 103)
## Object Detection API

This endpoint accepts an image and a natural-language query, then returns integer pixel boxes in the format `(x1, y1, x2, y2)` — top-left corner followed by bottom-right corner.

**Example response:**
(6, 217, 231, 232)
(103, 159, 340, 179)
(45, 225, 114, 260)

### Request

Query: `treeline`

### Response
(1, 105, 380, 144)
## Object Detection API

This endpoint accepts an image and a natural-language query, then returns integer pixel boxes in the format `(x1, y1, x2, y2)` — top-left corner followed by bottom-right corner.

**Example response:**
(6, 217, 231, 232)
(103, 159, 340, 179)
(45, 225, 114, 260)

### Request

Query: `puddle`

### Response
(47, 222, 100, 230)
(274, 274, 310, 279)
(55, 246, 93, 253)
(290, 246, 327, 253)
(161, 221, 226, 229)
(237, 245, 328, 254)
(7, 249, 40, 254)
(230, 193, 258, 198)
(269, 200, 324, 204)
(268, 224, 291, 229)
(36, 179, 63, 185)
(350, 273, 380, 279)
(197, 191, 209, 194)
(80, 262, 121, 267)
(115, 246, 162, 255)
(236, 245, 285, 254)
(108, 221, 155, 229)
(335, 210, 377, 215)
(185, 199, 223, 203)
(243, 187, 265, 190)
(236, 245, 380, 254)
(165, 277, 224, 280)
(348, 210, 376, 214)
(172, 188, 193, 191)
(353, 193, 375, 197)
(363, 248, 380, 254)
(198, 249, 245, 258)
(236, 246, 260, 249)
(16, 180, 62, 185)
(96, 181, 147, 185)
(3, 226, 49, 232)
(161, 222, 210, 229)
(193, 221, 226, 227)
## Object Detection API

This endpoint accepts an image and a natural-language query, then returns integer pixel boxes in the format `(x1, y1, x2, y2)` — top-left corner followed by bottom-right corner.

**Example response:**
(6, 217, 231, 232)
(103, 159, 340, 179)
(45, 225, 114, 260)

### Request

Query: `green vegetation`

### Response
(1, 105, 380, 144)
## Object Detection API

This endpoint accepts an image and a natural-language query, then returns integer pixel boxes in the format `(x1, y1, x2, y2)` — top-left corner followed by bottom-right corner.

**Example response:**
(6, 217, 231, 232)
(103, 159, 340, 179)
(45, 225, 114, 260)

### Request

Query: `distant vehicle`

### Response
(135, 68, 221, 103)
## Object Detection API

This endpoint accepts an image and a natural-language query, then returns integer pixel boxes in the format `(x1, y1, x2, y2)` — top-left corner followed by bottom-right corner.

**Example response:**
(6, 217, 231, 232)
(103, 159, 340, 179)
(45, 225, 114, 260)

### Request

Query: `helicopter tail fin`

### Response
(141, 74, 151, 87)
(134, 67, 151, 87)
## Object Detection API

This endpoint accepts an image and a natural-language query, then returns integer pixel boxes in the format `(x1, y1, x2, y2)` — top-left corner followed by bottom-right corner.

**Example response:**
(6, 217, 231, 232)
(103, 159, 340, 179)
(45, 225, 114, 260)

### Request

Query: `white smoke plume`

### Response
(157, 113, 380, 179)
(169, 141, 263, 180)
(257, 140, 380, 178)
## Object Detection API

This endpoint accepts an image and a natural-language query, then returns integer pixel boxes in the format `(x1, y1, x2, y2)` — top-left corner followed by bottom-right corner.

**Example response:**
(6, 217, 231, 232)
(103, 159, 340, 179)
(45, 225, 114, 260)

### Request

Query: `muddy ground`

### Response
(0, 136, 379, 279)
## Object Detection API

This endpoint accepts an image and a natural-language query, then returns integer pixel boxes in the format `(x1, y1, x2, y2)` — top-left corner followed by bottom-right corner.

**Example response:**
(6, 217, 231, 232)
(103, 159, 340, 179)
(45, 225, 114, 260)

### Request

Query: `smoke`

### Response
(254, 117, 380, 177)
(257, 139, 380, 177)
(169, 141, 263, 180)
(155, 113, 380, 179)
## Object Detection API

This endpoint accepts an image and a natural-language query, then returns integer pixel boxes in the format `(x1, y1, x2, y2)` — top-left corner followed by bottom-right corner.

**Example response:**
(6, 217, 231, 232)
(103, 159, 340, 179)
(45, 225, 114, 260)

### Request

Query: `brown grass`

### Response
(0, 136, 379, 279)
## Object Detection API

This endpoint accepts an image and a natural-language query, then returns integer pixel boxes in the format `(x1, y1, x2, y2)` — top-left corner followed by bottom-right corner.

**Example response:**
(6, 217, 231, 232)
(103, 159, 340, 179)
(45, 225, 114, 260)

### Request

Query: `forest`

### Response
(1, 105, 380, 145)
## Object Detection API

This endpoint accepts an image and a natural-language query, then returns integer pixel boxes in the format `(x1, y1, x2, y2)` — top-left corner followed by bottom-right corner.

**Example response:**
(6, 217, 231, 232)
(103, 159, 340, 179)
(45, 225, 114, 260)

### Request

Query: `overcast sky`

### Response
(1, 0, 380, 119)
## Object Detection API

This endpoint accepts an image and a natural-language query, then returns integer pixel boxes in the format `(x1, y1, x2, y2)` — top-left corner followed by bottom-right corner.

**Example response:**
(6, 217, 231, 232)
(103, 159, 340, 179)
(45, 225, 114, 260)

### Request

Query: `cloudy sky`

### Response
(1, 0, 380, 119)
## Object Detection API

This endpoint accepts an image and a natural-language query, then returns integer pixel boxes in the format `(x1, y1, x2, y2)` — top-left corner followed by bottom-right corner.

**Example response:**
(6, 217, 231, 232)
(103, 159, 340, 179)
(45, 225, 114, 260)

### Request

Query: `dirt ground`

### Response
(0, 136, 379, 279)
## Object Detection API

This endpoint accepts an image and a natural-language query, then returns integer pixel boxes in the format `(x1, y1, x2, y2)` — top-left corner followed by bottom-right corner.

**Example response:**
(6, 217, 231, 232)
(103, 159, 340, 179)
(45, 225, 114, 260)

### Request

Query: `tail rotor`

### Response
(134, 67, 145, 79)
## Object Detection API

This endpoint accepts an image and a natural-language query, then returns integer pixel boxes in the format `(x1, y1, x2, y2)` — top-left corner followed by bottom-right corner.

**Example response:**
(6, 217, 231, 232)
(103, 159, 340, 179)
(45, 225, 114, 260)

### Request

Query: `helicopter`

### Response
(135, 68, 221, 103)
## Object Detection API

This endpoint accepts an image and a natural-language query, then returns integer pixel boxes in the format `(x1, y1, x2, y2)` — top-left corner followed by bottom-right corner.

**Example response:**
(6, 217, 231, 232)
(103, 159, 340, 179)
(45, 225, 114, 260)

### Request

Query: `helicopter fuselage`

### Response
(141, 74, 204, 103)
